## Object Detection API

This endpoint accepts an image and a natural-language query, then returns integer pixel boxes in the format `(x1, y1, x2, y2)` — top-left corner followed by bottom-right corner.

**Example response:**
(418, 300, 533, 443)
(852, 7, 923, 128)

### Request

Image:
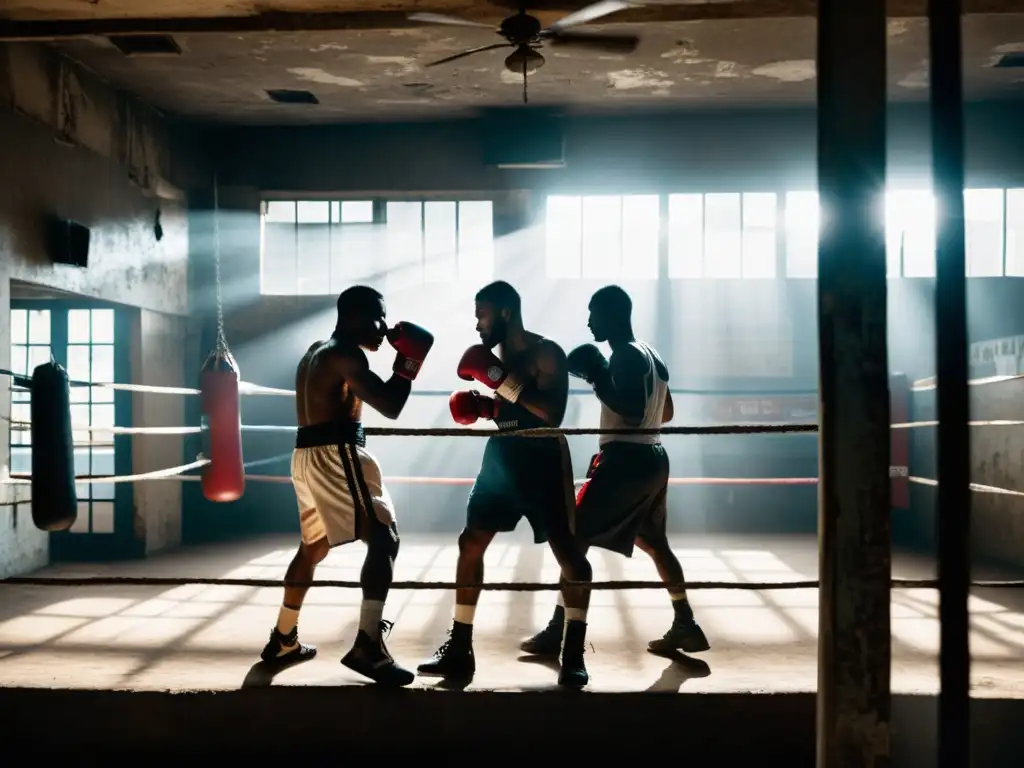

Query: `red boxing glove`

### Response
(449, 390, 498, 425)
(456, 345, 524, 403)
(387, 321, 434, 381)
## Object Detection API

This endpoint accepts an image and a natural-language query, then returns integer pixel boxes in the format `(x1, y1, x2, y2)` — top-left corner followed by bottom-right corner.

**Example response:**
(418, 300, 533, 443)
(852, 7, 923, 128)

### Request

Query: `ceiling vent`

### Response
(992, 52, 1024, 68)
(266, 89, 320, 105)
(107, 35, 182, 56)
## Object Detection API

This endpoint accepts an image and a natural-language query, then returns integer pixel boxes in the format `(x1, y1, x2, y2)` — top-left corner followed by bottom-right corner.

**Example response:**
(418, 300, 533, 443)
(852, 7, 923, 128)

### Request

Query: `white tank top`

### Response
(598, 341, 667, 447)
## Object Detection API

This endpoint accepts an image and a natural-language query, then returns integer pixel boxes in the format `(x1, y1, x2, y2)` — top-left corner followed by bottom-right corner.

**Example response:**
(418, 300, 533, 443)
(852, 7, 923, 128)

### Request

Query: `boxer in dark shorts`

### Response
(417, 280, 593, 687)
(521, 285, 710, 656)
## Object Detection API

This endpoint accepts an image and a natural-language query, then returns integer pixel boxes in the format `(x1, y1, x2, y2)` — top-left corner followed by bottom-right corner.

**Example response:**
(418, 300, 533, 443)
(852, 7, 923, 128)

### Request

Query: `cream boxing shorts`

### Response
(291, 423, 395, 546)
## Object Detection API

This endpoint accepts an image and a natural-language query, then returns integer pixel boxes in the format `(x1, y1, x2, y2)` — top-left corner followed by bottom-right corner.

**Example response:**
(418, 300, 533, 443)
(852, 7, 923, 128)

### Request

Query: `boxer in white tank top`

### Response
(520, 285, 710, 657)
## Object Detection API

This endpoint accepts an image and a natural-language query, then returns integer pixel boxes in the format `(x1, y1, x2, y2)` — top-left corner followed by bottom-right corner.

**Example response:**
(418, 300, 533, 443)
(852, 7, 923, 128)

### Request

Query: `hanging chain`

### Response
(212, 176, 228, 357)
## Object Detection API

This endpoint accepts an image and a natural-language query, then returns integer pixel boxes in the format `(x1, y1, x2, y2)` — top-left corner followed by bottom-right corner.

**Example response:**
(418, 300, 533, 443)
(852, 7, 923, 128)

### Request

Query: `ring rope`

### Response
(2, 575, 1021, 590)
(3, 459, 209, 486)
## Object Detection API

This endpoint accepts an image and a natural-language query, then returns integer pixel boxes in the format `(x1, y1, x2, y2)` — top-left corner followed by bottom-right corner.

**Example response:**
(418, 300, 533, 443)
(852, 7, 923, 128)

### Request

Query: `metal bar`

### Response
(815, 0, 891, 765)
(929, 0, 971, 766)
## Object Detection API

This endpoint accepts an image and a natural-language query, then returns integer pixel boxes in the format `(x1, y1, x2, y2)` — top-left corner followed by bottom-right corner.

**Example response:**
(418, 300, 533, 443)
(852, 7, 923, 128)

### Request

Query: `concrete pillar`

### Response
(929, 1, 971, 766)
(815, 0, 891, 765)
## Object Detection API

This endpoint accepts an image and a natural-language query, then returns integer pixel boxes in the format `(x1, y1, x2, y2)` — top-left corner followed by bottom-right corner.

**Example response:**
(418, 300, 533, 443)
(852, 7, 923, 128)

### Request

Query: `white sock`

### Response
(276, 606, 300, 637)
(454, 603, 477, 625)
(359, 599, 385, 635)
(564, 607, 587, 623)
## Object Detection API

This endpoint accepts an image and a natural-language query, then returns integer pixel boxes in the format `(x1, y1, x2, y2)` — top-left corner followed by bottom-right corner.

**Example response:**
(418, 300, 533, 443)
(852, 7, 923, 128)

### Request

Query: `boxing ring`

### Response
(1, 363, 1024, 758)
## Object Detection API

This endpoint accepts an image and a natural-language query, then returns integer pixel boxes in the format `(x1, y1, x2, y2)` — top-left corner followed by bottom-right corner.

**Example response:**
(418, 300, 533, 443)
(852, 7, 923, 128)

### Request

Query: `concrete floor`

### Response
(1, 532, 1022, 698)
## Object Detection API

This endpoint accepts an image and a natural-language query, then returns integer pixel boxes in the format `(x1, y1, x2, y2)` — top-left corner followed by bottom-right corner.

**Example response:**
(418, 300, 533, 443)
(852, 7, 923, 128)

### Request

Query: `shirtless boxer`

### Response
(260, 285, 434, 686)
(520, 285, 710, 656)
(417, 280, 594, 687)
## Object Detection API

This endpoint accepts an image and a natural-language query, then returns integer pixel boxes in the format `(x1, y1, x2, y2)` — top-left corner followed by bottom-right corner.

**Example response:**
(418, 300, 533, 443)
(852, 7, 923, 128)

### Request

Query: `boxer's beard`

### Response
(483, 317, 507, 350)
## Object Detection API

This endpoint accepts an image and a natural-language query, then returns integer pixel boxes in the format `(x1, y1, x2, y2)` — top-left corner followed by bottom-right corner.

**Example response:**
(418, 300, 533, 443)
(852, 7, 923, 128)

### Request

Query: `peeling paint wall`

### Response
(0, 43, 201, 577)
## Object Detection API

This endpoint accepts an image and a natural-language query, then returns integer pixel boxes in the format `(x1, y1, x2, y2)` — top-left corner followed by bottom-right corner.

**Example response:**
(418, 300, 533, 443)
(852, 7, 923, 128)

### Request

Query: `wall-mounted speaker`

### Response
(46, 217, 91, 268)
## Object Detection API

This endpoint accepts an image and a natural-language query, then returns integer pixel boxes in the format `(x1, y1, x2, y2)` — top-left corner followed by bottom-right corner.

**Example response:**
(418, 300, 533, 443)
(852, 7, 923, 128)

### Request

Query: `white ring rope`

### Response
(2, 458, 210, 486)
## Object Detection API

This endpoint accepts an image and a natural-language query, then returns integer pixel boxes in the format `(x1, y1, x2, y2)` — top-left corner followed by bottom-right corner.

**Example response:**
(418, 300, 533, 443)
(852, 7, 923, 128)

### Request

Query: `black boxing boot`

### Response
(341, 620, 415, 687)
(260, 626, 317, 667)
(520, 604, 564, 656)
(648, 598, 710, 654)
(558, 619, 589, 688)
(417, 621, 476, 680)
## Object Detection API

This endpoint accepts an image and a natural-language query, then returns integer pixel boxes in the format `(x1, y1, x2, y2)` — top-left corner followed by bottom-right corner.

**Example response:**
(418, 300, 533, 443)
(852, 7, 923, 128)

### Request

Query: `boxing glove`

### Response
(449, 390, 498, 425)
(387, 321, 434, 381)
(456, 345, 524, 403)
(567, 343, 609, 384)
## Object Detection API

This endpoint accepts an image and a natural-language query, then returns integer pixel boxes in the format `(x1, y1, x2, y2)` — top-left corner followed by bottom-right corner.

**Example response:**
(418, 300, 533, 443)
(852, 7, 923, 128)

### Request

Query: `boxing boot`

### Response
(417, 620, 476, 680)
(341, 620, 415, 687)
(519, 604, 564, 656)
(558, 619, 589, 688)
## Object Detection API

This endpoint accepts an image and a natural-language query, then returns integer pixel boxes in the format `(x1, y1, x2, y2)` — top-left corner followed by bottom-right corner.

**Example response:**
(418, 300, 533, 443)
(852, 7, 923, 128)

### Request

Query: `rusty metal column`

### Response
(816, 0, 891, 765)
(929, 1, 971, 767)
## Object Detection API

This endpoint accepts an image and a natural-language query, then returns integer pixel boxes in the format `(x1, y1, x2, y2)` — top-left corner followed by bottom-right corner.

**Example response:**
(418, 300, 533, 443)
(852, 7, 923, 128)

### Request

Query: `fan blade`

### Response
(424, 43, 513, 67)
(543, 30, 640, 54)
(408, 12, 494, 29)
(545, 0, 640, 33)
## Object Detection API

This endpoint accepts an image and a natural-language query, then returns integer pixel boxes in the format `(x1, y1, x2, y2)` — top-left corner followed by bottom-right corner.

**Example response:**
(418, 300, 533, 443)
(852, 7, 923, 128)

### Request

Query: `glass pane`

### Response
(424, 201, 458, 283)
(886, 189, 935, 278)
(91, 448, 115, 476)
(73, 448, 91, 476)
(28, 345, 51, 374)
(457, 201, 494, 284)
(667, 194, 703, 278)
(67, 344, 90, 381)
(28, 310, 50, 344)
(261, 218, 297, 295)
(704, 193, 742, 278)
(1007, 189, 1024, 278)
(91, 309, 115, 344)
(742, 193, 777, 278)
(12, 402, 30, 425)
(296, 220, 331, 296)
(581, 196, 623, 280)
(92, 482, 115, 500)
(264, 201, 296, 223)
(91, 502, 115, 533)
(785, 191, 820, 278)
(11, 309, 27, 345)
(622, 195, 659, 280)
(964, 188, 1004, 277)
(71, 404, 90, 444)
(10, 344, 27, 376)
(10, 447, 32, 474)
(385, 202, 424, 293)
(296, 201, 330, 224)
(91, 403, 115, 428)
(341, 200, 374, 224)
(68, 309, 91, 343)
(76, 482, 88, 500)
(70, 502, 90, 533)
(92, 345, 114, 384)
(545, 195, 582, 279)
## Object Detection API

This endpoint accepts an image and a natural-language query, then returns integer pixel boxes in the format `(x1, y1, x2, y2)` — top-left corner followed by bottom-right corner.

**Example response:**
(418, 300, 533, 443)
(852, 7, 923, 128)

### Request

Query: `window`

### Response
(66, 308, 116, 534)
(545, 195, 659, 280)
(784, 191, 820, 278)
(9, 309, 52, 493)
(886, 190, 936, 278)
(1007, 189, 1024, 277)
(261, 198, 494, 295)
(964, 188, 1004, 277)
(666, 192, 777, 278)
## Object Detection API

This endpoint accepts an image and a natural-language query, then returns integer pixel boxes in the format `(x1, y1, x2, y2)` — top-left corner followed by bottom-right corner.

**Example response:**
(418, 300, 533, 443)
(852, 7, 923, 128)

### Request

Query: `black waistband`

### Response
(295, 421, 366, 449)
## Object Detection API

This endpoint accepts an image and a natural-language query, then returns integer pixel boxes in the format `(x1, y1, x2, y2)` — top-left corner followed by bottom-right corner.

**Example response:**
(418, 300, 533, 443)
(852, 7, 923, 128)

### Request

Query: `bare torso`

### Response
(498, 330, 546, 397)
(295, 338, 363, 427)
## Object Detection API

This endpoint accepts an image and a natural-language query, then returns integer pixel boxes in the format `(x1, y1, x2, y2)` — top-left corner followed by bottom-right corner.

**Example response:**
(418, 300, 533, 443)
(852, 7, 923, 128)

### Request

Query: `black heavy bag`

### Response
(30, 361, 78, 532)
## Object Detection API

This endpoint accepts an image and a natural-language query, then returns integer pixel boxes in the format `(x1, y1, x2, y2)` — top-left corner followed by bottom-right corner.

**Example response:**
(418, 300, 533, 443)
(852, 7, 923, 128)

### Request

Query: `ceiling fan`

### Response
(408, 1, 643, 103)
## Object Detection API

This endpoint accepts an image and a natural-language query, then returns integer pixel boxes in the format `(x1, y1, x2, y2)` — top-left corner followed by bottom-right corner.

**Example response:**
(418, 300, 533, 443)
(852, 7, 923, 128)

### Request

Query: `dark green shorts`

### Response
(466, 435, 575, 543)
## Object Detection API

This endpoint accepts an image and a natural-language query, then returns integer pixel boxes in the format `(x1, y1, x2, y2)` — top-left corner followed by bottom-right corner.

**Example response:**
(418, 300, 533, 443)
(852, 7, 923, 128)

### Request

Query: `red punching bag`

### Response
(201, 348, 245, 502)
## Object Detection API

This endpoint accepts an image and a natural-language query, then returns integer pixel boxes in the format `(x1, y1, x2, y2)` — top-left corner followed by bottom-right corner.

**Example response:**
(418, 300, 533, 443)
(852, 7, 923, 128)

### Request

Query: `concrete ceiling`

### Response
(3, 2, 1024, 124)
